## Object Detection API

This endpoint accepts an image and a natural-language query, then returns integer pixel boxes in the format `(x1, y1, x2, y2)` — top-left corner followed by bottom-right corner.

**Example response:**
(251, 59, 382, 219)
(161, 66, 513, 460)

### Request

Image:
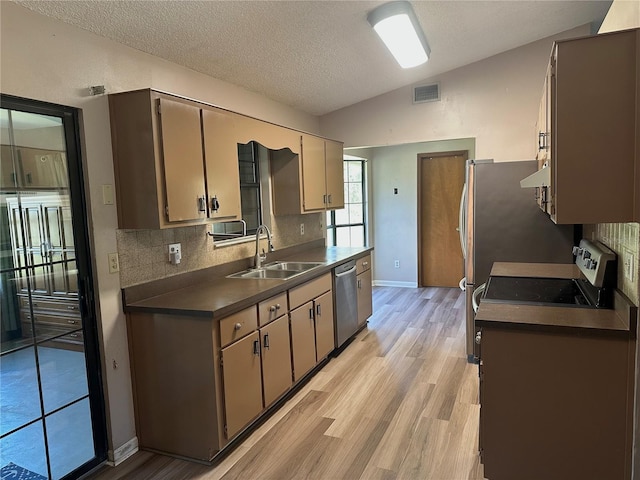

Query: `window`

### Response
(237, 142, 262, 235)
(211, 142, 269, 242)
(327, 159, 366, 247)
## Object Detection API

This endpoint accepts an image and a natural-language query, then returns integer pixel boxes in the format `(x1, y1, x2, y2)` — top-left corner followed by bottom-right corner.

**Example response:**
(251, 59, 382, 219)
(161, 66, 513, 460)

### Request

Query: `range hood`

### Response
(520, 164, 550, 188)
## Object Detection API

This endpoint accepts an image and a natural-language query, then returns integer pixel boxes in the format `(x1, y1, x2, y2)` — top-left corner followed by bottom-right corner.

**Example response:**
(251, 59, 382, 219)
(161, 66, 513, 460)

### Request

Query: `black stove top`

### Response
(483, 276, 594, 308)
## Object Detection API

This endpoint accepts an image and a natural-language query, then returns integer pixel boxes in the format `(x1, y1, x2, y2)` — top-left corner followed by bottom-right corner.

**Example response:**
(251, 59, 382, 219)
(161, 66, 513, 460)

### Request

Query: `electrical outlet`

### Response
(623, 250, 634, 282)
(169, 243, 182, 265)
(300, 223, 305, 235)
(108, 253, 119, 274)
(394, 260, 400, 269)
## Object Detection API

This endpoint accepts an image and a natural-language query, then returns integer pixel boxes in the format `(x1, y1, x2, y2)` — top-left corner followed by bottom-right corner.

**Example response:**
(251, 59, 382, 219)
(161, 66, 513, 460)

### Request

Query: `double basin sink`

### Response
(227, 261, 324, 280)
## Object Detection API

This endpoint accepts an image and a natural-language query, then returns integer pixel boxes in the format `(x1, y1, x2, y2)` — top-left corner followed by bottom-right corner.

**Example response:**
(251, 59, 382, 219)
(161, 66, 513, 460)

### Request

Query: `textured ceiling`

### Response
(14, 0, 612, 116)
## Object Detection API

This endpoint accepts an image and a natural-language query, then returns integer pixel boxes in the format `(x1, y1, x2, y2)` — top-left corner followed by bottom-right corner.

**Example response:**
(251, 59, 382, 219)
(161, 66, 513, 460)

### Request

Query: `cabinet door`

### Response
(221, 331, 263, 439)
(480, 326, 631, 480)
(535, 65, 551, 164)
(14, 203, 49, 295)
(314, 291, 335, 361)
(202, 108, 242, 221)
(300, 134, 327, 212)
(157, 97, 207, 223)
(550, 31, 637, 224)
(324, 139, 344, 210)
(260, 315, 292, 407)
(357, 269, 372, 327)
(290, 301, 317, 381)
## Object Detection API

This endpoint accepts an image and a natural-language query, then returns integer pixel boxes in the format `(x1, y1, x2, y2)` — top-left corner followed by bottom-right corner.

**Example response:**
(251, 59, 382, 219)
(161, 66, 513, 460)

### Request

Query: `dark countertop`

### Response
(125, 246, 372, 319)
(476, 262, 636, 334)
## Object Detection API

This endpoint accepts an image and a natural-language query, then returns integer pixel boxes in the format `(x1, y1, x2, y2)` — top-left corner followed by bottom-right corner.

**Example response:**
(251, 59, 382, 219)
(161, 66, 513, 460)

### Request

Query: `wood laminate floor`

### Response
(88, 286, 484, 480)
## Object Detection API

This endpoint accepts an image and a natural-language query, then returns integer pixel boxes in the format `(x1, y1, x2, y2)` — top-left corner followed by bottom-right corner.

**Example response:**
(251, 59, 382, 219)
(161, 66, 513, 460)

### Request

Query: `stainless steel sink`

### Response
(263, 261, 324, 272)
(227, 261, 324, 280)
(227, 269, 297, 280)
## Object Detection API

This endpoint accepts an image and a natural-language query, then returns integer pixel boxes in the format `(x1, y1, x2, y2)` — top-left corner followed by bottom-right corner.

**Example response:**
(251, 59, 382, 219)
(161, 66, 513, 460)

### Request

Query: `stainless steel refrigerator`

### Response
(458, 159, 576, 362)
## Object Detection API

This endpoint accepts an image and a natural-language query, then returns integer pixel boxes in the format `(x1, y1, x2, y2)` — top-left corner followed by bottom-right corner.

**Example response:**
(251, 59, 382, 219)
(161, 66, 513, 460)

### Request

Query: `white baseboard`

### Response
(373, 280, 418, 288)
(107, 436, 139, 466)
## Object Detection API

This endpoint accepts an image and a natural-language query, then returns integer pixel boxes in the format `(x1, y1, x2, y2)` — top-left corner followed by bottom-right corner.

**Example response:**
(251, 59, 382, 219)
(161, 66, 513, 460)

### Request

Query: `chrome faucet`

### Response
(254, 224, 274, 269)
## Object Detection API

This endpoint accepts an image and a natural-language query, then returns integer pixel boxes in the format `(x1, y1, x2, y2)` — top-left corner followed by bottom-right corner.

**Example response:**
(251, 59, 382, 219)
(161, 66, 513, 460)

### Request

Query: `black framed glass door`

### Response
(0, 95, 106, 479)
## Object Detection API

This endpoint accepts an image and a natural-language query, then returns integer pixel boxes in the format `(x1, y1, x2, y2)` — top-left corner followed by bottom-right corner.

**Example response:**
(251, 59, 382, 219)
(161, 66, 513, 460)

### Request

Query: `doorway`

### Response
(418, 151, 466, 287)
(0, 95, 107, 479)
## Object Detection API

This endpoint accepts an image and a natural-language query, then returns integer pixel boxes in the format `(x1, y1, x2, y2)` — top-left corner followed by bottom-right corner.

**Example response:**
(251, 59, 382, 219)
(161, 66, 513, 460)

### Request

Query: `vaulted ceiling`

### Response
(14, 1, 612, 115)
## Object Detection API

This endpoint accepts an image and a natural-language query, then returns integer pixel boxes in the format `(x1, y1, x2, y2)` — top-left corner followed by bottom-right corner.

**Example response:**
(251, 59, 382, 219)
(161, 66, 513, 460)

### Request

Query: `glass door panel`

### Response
(0, 98, 106, 479)
(0, 347, 41, 435)
(0, 421, 48, 478)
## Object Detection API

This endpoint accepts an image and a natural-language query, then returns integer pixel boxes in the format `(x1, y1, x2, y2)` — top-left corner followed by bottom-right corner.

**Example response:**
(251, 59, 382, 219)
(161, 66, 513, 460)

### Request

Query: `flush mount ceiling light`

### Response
(367, 1, 430, 69)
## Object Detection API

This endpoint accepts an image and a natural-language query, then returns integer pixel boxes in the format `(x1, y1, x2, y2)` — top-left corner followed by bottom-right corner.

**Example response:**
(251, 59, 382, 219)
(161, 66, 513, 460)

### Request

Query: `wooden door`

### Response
(260, 315, 292, 407)
(324, 140, 345, 210)
(202, 108, 242, 221)
(290, 301, 317, 381)
(419, 153, 465, 287)
(300, 134, 326, 212)
(157, 97, 206, 223)
(314, 291, 334, 361)
(221, 331, 263, 438)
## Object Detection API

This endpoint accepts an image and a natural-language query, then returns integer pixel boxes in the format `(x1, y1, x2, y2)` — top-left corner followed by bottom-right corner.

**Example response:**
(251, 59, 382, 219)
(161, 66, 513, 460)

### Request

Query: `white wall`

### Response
(349, 139, 475, 286)
(0, 2, 319, 462)
(322, 25, 590, 285)
(599, 0, 639, 33)
(320, 25, 590, 158)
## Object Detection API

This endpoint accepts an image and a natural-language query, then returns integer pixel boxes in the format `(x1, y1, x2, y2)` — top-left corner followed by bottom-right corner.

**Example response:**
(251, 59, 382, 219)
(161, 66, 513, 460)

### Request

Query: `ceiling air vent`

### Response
(413, 83, 440, 104)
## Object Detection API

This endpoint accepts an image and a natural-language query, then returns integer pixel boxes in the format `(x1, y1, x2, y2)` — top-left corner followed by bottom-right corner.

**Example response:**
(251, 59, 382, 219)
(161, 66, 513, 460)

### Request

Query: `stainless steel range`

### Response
(482, 239, 617, 309)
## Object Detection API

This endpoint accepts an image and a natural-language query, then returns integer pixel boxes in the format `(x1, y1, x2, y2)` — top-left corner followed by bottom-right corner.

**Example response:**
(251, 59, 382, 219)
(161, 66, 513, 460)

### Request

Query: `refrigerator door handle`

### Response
(458, 182, 467, 259)
(459, 277, 466, 291)
(472, 283, 486, 313)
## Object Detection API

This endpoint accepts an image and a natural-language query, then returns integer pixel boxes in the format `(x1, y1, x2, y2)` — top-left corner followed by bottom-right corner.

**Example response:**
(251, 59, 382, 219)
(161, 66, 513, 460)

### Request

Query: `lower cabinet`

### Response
(290, 301, 317, 382)
(260, 315, 292, 407)
(356, 255, 373, 327)
(314, 290, 334, 361)
(221, 331, 263, 439)
(220, 299, 294, 439)
(356, 269, 372, 327)
(479, 323, 634, 480)
(289, 273, 334, 382)
(221, 313, 294, 438)
(127, 270, 352, 463)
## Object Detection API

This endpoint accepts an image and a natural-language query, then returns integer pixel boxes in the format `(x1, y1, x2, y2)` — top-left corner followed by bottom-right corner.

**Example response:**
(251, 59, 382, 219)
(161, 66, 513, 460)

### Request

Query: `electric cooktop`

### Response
(481, 239, 617, 309)
(483, 276, 592, 308)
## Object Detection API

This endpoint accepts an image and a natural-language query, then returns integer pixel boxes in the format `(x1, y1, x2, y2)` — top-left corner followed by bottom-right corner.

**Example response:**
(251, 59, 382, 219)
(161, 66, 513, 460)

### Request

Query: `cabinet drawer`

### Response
(21, 310, 81, 328)
(289, 273, 331, 310)
(219, 306, 258, 348)
(258, 292, 288, 327)
(356, 255, 371, 275)
(21, 321, 82, 341)
(19, 296, 81, 315)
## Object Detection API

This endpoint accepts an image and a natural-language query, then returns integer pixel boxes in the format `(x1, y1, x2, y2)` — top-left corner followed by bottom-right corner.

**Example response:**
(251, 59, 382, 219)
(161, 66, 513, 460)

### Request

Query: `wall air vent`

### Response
(413, 83, 440, 104)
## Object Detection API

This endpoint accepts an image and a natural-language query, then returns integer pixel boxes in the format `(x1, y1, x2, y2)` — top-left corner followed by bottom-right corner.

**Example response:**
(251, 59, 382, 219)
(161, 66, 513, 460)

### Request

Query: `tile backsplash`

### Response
(584, 222, 639, 306)
(116, 213, 324, 287)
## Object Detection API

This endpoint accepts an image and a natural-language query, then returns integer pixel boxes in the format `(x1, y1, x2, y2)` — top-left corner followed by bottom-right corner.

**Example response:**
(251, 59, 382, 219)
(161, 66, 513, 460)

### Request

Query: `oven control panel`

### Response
(574, 239, 616, 288)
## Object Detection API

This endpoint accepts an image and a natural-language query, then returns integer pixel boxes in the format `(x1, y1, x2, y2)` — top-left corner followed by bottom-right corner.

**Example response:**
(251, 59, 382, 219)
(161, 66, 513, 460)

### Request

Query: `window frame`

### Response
(327, 158, 366, 247)
(211, 141, 272, 245)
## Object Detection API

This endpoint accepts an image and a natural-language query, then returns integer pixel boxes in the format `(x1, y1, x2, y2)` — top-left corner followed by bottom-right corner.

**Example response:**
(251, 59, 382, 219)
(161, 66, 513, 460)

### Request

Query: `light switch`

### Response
(102, 184, 114, 205)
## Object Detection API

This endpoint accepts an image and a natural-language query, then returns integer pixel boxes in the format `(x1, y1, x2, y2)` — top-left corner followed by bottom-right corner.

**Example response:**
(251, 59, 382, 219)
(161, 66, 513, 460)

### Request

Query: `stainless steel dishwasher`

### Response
(334, 260, 359, 348)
